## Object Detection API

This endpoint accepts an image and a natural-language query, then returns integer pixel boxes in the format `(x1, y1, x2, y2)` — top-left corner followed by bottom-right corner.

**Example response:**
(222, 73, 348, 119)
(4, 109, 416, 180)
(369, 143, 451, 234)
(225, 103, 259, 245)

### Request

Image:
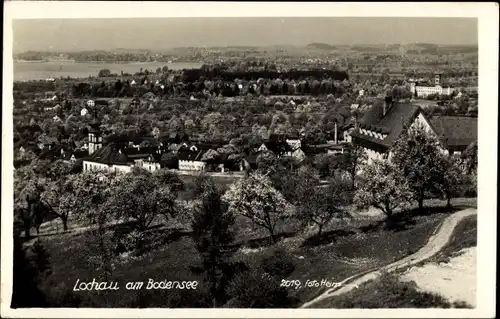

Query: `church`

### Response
(82, 114, 161, 173)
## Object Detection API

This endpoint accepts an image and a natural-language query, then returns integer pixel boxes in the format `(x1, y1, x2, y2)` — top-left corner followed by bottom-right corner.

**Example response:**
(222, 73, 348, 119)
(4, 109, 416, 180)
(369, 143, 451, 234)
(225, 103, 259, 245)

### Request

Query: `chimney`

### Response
(334, 121, 338, 144)
(383, 96, 393, 116)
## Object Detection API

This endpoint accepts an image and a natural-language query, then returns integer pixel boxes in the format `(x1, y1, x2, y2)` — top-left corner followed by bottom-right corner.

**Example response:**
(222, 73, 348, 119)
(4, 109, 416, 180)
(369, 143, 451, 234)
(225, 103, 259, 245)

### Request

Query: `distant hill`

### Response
(307, 43, 336, 50)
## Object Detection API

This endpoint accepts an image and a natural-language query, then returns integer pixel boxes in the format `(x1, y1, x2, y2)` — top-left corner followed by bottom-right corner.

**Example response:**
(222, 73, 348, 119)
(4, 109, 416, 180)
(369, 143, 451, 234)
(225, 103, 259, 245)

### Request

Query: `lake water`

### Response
(13, 61, 203, 82)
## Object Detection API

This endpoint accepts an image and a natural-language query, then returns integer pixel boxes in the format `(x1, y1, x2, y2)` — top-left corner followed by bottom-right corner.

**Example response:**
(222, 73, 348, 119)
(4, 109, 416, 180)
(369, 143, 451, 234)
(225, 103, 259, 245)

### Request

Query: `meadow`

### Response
(28, 196, 476, 307)
(13, 61, 203, 82)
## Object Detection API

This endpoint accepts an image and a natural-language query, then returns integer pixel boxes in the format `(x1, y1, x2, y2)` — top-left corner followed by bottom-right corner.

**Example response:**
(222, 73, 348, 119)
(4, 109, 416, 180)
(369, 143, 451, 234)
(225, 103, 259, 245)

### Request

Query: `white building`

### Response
(409, 73, 455, 98)
(177, 146, 207, 171)
(83, 116, 161, 173)
(178, 160, 206, 171)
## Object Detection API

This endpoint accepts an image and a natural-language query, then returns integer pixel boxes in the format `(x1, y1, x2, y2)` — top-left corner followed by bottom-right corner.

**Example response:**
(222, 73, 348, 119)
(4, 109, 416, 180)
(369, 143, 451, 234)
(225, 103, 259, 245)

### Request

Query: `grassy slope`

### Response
(36, 204, 452, 307)
(313, 272, 470, 308)
(423, 214, 477, 264)
(312, 209, 477, 308)
(287, 210, 449, 303)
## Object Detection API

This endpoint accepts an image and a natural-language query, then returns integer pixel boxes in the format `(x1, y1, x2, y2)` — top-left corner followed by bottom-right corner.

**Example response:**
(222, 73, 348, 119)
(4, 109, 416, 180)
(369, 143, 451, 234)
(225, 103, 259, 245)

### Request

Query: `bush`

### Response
(113, 229, 146, 255)
(44, 282, 84, 307)
(225, 267, 299, 308)
(260, 247, 296, 279)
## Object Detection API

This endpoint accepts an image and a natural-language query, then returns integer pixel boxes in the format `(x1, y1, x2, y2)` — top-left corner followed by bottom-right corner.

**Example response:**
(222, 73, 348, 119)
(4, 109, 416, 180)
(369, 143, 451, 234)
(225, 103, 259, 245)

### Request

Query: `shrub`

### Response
(260, 247, 296, 279)
(225, 267, 299, 308)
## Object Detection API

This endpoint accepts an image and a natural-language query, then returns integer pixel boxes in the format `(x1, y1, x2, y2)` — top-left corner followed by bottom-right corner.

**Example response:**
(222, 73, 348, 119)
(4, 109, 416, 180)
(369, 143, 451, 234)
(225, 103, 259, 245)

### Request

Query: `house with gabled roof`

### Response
(258, 139, 294, 158)
(83, 145, 134, 173)
(177, 145, 207, 171)
(350, 96, 478, 163)
(69, 149, 89, 162)
(83, 113, 162, 173)
(427, 116, 477, 154)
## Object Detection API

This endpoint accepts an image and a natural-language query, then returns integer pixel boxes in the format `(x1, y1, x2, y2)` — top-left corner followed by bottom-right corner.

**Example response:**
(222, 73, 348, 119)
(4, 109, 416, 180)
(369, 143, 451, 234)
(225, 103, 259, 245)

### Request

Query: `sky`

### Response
(13, 17, 478, 52)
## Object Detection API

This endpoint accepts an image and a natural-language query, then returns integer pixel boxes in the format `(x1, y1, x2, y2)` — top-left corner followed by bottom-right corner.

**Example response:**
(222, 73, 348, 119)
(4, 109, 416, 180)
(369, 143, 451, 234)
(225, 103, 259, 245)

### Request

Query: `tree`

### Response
(223, 173, 292, 243)
(439, 155, 466, 209)
(154, 169, 184, 194)
(190, 177, 239, 307)
(256, 150, 277, 175)
(190, 172, 215, 198)
(152, 127, 160, 139)
(391, 125, 447, 211)
(11, 234, 47, 308)
(354, 159, 414, 219)
(98, 69, 111, 77)
(31, 239, 52, 278)
(70, 170, 119, 225)
(160, 152, 179, 169)
(226, 268, 298, 308)
(40, 177, 77, 231)
(14, 163, 44, 238)
(313, 153, 336, 178)
(462, 141, 478, 175)
(73, 171, 120, 281)
(279, 165, 320, 205)
(201, 149, 220, 162)
(107, 169, 177, 230)
(336, 144, 367, 189)
(225, 247, 298, 308)
(297, 178, 352, 236)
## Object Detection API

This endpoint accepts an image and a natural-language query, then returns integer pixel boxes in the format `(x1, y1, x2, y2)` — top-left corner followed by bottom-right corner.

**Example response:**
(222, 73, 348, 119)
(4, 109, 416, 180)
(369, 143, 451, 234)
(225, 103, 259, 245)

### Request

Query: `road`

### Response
(300, 208, 477, 308)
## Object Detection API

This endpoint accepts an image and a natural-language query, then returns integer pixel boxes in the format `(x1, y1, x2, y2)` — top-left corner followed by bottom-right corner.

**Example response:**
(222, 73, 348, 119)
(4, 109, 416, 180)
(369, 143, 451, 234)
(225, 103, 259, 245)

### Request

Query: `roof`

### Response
(89, 119, 102, 133)
(177, 148, 206, 161)
(301, 145, 328, 156)
(140, 136, 160, 147)
(429, 116, 478, 151)
(70, 159, 84, 173)
(85, 146, 130, 165)
(350, 100, 422, 150)
(38, 135, 58, 145)
(264, 141, 293, 154)
(122, 146, 160, 160)
(164, 132, 189, 143)
(72, 150, 88, 159)
(168, 143, 186, 152)
(22, 143, 41, 154)
(94, 100, 110, 106)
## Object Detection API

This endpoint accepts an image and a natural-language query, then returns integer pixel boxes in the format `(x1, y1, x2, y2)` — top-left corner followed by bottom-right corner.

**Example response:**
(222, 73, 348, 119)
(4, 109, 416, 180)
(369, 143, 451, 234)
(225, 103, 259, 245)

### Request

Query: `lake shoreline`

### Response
(13, 61, 203, 82)
(15, 60, 199, 64)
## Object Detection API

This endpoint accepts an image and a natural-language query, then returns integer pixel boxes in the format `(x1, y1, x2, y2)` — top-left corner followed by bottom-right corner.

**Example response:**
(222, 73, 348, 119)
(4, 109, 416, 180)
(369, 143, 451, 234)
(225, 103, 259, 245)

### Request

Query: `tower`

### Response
(409, 80, 416, 95)
(88, 110, 102, 155)
(434, 73, 441, 86)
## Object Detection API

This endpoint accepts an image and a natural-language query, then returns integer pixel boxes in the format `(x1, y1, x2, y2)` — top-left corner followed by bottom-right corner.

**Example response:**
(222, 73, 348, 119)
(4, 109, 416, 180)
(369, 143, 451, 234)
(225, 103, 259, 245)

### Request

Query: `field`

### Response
(13, 61, 203, 82)
(28, 197, 476, 307)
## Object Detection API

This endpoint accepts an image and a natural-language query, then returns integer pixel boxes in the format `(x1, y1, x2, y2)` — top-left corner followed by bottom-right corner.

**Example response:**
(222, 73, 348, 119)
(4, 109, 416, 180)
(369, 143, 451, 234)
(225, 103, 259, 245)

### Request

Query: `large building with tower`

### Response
(409, 73, 455, 98)
(82, 113, 162, 173)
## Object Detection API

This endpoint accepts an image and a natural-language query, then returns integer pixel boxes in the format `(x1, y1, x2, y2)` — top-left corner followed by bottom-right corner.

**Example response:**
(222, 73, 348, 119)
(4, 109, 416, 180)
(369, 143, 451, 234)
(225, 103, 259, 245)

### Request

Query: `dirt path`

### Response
(300, 208, 477, 308)
(401, 247, 476, 307)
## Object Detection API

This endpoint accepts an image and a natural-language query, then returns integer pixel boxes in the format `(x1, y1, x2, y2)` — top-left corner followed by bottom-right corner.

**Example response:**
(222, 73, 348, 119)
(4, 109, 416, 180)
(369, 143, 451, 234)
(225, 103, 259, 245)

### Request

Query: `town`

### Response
(14, 70, 477, 176)
(11, 21, 478, 310)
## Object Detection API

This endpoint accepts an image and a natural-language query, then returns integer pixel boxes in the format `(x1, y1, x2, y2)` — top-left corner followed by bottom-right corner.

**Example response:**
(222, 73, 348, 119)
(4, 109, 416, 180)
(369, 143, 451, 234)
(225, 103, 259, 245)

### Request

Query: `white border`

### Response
(2, 2, 498, 318)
